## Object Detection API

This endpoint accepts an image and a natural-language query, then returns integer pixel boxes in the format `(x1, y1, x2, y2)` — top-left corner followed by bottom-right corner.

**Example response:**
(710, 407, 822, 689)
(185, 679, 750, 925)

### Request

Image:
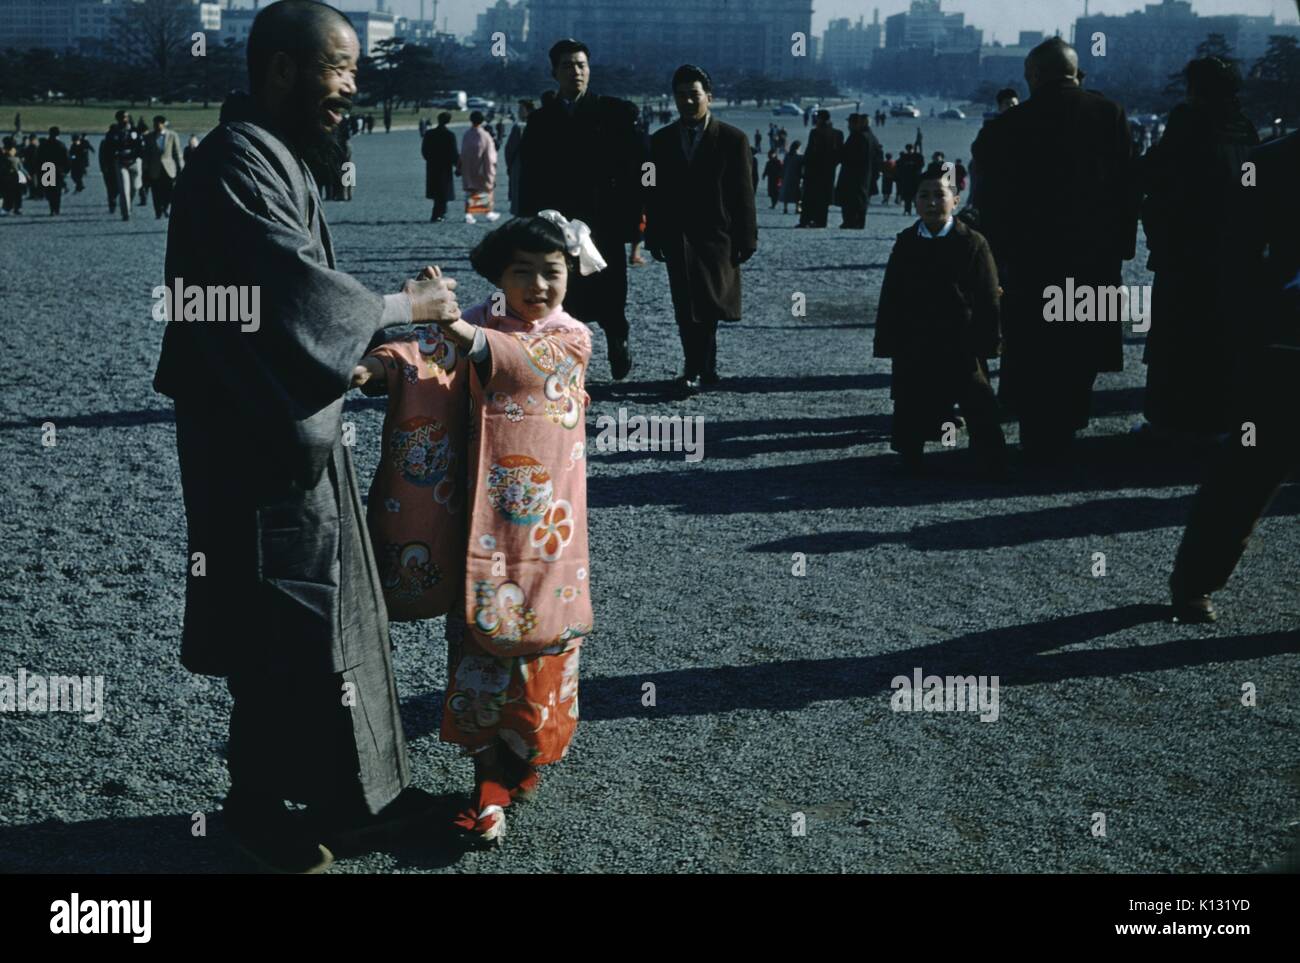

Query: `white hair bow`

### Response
(537, 209, 608, 276)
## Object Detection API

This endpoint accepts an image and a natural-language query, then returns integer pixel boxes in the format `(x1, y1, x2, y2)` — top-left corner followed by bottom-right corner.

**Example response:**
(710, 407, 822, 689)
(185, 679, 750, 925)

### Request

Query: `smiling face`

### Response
(300, 25, 359, 137)
(499, 250, 569, 323)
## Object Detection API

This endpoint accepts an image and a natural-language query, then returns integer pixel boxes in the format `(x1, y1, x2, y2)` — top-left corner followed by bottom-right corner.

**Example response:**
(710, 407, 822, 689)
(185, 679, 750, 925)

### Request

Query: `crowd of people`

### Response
(21, 0, 1283, 870)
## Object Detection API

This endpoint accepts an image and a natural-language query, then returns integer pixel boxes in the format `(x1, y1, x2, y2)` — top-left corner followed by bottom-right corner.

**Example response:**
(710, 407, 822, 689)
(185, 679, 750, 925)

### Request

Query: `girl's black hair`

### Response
(469, 216, 577, 282)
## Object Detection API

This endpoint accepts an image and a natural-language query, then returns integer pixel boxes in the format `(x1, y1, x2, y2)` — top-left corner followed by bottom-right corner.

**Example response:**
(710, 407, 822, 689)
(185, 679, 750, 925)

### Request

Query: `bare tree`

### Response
(115, 0, 201, 100)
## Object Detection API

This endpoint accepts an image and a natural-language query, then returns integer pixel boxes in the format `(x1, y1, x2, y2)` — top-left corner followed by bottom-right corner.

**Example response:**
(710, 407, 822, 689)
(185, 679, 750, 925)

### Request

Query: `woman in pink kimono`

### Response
(459, 111, 500, 223)
(353, 213, 604, 844)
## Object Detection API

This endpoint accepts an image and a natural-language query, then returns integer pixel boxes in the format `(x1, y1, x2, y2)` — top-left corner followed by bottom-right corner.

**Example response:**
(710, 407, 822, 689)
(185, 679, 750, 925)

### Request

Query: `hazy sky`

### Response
(243, 1, 1300, 44)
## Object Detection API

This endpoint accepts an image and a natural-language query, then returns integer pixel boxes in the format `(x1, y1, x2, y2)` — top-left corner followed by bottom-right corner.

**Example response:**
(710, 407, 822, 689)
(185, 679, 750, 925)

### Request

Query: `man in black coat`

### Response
(35, 127, 69, 215)
(518, 39, 646, 380)
(836, 113, 883, 229)
(645, 64, 757, 396)
(421, 111, 458, 221)
(799, 109, 842, 227)
(971, 37, 1138, 460)
(1168, 129, 1300, 623)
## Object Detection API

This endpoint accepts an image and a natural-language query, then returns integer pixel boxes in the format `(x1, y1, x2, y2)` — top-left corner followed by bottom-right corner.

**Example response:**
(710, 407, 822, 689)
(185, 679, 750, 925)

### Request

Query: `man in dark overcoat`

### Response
(836, 113, 883, 229)
(422, 111, 458, 221)
(518, 38, 646, 380)
(971, 37, 1139, 460)
(799, 109, 842, 227)
(645, 64, 757, 396)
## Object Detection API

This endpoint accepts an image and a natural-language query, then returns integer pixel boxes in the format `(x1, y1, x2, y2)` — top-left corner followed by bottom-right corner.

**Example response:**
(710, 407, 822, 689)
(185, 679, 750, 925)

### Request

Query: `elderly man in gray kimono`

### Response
(153, 0, 460, 873)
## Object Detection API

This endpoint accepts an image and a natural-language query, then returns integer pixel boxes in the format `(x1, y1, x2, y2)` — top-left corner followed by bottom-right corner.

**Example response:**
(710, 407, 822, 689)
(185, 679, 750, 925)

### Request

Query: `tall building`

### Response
(474, 0, 527, 46)
(526, 0, 814, 80)
(1076, 0, 1300, 89)
(0, 0, 220, 53)
(885, 0, 980, 52)
(822, 10, 883, 78)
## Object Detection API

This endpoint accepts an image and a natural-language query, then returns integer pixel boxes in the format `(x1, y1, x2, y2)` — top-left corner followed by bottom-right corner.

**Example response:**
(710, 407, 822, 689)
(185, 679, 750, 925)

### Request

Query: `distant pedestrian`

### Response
(881, 151, 895, 202)
(504, 99, 532, 215)
(183, 134, 200, 165)
(895, 143, 923, 215)
(22, 134, 40, 199)
(422, 111, 458, 221)
(142, 115, 184, 218)
(0, 136, 29, 215)
(460, 110, 498, 223)
(836, 113, 883, 229)
(67, 133, 92, 192)
(35, 127, 70, 215)
(779, 139, 803, 214)
(104, 110, 144, 221)
(762, 148, 782, 208)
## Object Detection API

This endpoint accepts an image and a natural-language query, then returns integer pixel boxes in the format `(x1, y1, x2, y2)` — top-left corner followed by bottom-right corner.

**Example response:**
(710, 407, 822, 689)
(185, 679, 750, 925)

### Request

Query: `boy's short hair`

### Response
(549, 38, 590, 69)
(917, 162, 957, 193)
(469, 110, 484, 124)
(437, 111, 451, 123)
(671, 63, 711, 93)
(470, 216, 578, 282)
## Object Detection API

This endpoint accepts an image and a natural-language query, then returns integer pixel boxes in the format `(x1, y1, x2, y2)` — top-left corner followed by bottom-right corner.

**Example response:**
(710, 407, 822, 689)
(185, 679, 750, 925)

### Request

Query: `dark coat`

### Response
(893, 151, 923, 199)
(518, 91, 645, 326)
(1139, 98, 1259, 431)
(645, 117, 758, 323)
(422, 124, 457, 201)
(779, 150, 803, 203)
(836, 128, 884, 211)
(874, 219, 1001, 366)
(970, 78, 1138, 378)
(518, 90, 644, 243)
(35, 138, 69, 183)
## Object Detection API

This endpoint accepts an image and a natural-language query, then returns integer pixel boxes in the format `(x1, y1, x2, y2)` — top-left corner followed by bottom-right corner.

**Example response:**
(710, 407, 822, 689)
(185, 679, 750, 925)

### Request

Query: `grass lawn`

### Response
(3, 102, 224, 136)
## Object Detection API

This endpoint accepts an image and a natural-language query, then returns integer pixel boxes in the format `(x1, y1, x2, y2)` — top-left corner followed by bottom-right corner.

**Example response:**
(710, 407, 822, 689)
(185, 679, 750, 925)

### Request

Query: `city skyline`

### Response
(347, 0, 1299, 44)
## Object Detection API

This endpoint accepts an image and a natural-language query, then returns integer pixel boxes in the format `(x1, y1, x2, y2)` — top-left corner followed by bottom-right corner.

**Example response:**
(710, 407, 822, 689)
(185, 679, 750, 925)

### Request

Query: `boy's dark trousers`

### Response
(677, 317, 718, 380)
(2, 185, 21, 212)
(890, 354, 1006, 465)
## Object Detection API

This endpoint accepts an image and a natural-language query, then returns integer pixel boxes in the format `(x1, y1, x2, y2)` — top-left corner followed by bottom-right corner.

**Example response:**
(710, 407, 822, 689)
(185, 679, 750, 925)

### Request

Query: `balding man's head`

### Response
(1025, 37, 1079, 93)
(246, 0, 355, 95)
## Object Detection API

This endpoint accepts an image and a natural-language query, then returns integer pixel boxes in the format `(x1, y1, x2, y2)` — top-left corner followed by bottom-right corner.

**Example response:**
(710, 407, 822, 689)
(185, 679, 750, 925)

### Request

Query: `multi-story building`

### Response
(885, 0, 980, 53)
(1076, 0, 1300, 90)
(474, 0, 527, 47)
(525, 0, 814, 80)
(1, 0, 218, 53)
(822, 11, 883, 79)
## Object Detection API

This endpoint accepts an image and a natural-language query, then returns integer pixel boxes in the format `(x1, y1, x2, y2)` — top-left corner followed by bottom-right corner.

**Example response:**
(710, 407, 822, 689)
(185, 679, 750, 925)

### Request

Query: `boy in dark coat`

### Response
(874, 164, 1006, 475)
(646, 64, 757, 396)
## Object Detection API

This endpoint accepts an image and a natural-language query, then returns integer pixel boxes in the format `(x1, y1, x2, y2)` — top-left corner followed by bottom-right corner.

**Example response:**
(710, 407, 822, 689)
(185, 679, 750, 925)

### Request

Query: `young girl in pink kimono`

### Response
(353, 213, 603, 844)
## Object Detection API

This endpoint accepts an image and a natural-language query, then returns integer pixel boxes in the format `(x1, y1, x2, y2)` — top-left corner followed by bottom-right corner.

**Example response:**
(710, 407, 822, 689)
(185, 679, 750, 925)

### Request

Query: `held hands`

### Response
(403, 265, 460, 324)
(415, 264, 478, 350)
(350, 356, 384, 388)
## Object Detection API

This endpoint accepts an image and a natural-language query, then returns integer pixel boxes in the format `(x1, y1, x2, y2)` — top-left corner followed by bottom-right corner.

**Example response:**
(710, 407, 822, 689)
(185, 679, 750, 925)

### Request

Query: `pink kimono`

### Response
(460, 125, 497, 216)
(365, 300, 592, 765)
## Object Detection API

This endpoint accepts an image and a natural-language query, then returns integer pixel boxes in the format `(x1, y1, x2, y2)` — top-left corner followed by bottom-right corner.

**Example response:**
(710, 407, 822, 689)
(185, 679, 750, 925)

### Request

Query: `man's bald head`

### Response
(1025, 37, 1079, 92)
(247, 0, 355, 95)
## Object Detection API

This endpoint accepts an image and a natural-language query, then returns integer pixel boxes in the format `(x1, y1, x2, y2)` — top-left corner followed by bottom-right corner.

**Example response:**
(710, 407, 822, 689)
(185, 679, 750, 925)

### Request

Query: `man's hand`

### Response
(351, 356, 384, 388)
(403, 265, 460, 323)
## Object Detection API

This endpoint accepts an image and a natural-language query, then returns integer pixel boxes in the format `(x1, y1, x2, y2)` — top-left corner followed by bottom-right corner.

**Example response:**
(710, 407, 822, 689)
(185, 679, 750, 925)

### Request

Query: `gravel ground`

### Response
(1, 107, 1296, 874)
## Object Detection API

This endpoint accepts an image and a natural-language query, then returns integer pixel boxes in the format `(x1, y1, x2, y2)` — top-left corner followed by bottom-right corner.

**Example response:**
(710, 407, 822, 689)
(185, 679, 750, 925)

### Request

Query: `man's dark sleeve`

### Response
(165, 145, 388, 424)
(729, 130, 757, 253)
(874, 241, 905, 359)
(967, 234, 1002, 358)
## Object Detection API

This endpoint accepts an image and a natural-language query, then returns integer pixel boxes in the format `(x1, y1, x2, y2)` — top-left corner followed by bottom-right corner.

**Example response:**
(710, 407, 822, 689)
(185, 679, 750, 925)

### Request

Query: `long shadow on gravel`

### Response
(0, 795, 469, 873)
(397, 606, 1297, 733)
(745, 487, 1300, 553)
(587, 433, 1259, 513)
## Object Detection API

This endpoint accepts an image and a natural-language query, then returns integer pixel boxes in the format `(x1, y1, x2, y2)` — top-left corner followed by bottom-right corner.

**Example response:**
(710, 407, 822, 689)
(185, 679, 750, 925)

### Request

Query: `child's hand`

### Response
(351, 356, 384, 388)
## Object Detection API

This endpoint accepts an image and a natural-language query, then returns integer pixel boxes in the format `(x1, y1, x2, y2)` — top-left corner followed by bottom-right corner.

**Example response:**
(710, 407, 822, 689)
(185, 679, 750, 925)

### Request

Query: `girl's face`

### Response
(500, 249, 568, 322)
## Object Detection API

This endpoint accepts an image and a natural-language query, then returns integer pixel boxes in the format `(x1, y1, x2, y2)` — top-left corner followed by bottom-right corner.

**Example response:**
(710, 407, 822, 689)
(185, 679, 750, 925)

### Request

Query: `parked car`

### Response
(466, 97, 496, 110)
(938, 108, 966, 120)
(772, 102, 802, 116)
(890, 103, 921, 118)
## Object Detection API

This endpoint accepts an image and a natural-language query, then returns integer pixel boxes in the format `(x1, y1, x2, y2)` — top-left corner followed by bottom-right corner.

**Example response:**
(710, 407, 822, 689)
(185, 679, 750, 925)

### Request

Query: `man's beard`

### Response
(279, 82, 348, 187)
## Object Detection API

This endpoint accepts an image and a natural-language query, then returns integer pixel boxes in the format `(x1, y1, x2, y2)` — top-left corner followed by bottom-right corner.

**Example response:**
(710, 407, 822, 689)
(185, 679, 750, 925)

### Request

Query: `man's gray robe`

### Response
(153, 94, 408, 814)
